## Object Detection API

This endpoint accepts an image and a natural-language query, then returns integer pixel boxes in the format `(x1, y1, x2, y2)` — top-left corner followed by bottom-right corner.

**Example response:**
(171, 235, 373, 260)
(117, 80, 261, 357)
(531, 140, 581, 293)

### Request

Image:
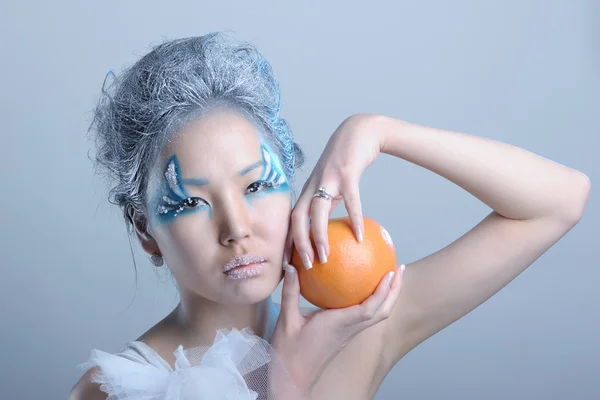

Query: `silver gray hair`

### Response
(90, 32, 304, 231)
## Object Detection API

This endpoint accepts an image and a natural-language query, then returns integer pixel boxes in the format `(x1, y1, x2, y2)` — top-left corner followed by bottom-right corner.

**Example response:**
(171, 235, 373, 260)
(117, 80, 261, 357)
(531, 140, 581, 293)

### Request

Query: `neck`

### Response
(168, 293, 275, 348)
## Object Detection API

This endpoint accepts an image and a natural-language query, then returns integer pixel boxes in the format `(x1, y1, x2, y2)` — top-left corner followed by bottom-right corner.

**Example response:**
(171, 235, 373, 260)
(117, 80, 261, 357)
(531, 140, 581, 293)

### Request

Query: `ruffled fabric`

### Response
(78, 328, 301, 400)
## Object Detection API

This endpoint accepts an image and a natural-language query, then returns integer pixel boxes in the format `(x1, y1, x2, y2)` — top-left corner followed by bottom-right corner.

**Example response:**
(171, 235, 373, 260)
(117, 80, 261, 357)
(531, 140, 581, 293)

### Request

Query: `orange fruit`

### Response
(290, 216, 397, 309)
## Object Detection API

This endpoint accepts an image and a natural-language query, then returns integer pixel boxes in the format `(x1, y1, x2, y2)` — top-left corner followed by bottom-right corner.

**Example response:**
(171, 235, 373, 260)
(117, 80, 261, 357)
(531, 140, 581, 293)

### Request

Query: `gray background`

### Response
(1, 0, 598, 399)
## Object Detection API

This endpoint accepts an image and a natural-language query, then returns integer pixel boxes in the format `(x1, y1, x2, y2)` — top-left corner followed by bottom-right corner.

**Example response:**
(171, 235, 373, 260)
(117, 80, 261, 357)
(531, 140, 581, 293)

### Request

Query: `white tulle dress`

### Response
(77, 301, 303, 400)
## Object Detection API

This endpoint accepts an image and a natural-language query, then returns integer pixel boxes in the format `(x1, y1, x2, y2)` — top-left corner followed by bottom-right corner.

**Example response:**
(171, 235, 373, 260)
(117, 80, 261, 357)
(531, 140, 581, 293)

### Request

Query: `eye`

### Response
(158, 196, 204, 216)
(246, 181, 269, 194)
(180, 197, 205, 209)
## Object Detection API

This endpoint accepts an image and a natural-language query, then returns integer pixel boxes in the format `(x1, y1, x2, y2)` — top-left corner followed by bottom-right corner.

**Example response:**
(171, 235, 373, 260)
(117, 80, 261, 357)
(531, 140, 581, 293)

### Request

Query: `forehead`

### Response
(161, 109, 265, 179)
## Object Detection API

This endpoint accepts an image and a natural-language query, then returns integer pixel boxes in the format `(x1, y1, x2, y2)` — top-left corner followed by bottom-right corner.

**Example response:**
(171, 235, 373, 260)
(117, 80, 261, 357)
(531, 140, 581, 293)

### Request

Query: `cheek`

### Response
(154, 214, 215, 264)
(249, 194, 292, 237)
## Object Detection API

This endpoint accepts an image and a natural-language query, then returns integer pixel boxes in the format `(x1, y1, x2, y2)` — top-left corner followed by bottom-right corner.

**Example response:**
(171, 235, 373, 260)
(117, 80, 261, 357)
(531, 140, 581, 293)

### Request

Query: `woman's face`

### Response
(144, 108, 292, 305)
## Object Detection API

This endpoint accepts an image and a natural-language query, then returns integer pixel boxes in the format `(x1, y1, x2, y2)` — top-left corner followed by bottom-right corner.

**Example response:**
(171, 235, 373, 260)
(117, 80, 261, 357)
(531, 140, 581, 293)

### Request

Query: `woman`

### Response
(70, 32, 590, 399)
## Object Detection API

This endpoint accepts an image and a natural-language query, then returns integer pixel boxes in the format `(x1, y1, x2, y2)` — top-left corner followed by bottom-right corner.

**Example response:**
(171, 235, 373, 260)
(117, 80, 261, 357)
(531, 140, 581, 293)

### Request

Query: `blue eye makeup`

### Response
(151, 143, 289, 223)
(154, 156, 209, 222)
(243, 144, 289, 199)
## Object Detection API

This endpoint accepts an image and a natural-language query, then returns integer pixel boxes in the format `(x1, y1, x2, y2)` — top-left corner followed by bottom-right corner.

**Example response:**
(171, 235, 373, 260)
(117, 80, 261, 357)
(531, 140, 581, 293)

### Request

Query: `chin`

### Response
(222, 269, 282, 305)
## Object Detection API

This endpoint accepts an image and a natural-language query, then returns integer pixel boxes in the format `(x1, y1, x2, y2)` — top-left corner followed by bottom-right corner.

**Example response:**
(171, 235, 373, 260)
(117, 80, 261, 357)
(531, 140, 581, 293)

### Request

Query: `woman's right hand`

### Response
(270, 262, 405, 398)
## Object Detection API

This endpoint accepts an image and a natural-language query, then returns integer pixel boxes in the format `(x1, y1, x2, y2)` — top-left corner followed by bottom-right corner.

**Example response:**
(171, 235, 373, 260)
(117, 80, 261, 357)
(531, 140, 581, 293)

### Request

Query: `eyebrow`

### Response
(180, 177, 210, 187)
(179, 160, 265, 187)
(239, 160, 264, 176)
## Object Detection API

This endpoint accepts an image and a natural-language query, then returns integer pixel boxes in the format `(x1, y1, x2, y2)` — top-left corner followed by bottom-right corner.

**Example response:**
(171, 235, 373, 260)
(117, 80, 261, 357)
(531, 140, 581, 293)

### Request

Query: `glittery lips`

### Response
(223, 254, 266, 279)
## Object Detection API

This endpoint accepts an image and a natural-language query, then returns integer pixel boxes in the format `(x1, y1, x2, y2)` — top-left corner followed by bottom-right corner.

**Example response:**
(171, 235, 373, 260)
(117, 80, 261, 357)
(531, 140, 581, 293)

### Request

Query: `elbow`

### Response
(560, 171, 591, 225)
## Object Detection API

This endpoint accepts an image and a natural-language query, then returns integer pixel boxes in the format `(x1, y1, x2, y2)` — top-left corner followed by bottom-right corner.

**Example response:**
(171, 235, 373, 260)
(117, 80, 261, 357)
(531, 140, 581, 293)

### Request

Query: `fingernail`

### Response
(283, 251, 289, 265)
(301, 252, 313, 270)
(400, 264, 406, 275)
(386, 271, 395, 287)
(355, 225, 363, 243)
(284, 263, 296, 281)
(317, 244, 327, 264)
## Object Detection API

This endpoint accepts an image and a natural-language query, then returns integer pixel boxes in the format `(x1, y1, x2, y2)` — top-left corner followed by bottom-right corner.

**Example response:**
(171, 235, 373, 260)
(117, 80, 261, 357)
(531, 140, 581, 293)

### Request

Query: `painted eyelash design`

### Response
(157, 196, 205, 216)
(156, 146, 287, 218)
(165, 160, 186, 199)
(157, 157, 204, 217)
(259, 146, 286, 188)
(246, 180, 279, 194)
(158, 179, 274, 217)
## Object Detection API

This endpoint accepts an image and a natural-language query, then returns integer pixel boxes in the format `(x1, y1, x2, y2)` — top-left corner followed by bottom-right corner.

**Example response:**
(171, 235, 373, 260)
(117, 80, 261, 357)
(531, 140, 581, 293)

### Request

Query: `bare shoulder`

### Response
(310, 318, 390, 400)
(68, 367, 107, 400)
(275, 303, 390, 398)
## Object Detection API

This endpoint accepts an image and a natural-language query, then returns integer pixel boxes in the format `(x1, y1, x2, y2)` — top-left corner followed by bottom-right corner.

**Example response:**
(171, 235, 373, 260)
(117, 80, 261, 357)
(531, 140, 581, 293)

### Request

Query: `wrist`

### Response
(375, 115, 412, 157)
(345, 113, 391, 152)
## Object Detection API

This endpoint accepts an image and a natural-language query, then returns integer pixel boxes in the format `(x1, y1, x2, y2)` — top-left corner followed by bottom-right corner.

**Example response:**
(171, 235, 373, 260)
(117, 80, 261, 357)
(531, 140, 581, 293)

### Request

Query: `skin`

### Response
(137, 108, 296, 348)
(70, 111, 591, 400)
(288, 114, 590, 398)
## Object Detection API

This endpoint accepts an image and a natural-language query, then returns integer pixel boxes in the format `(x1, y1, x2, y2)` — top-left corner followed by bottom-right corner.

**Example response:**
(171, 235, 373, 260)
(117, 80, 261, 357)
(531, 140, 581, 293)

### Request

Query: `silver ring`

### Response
(312, 185, 333, 200)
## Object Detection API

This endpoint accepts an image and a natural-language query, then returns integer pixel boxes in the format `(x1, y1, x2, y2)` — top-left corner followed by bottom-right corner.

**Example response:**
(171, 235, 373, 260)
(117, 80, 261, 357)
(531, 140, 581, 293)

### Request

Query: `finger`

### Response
(310, 185, 338, 264)
(341, 183, 364, 242)
(373, 264, 405, 319)
(282, 223, 294, 268)
(279, 263, 302, 328)
(328, 197, 342, 217)
(338, 268, 396, 327)
(291, 196, 315, 270)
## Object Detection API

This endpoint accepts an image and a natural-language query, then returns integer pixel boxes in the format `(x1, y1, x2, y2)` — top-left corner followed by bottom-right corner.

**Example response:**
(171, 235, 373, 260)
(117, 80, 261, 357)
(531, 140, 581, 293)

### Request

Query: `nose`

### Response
(217, 193, 252, 247)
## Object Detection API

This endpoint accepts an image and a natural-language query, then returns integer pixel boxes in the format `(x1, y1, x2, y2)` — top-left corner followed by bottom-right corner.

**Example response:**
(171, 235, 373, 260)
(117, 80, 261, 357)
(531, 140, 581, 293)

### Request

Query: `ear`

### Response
(128, 206, 161, 256)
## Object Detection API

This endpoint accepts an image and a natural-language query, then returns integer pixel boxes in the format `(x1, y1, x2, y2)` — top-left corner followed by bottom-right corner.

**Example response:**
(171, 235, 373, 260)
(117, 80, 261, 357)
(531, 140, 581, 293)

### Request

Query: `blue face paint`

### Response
(151, 143, 289, 223)
(152, 155, 211, 223)
(244, 143, 290, 203)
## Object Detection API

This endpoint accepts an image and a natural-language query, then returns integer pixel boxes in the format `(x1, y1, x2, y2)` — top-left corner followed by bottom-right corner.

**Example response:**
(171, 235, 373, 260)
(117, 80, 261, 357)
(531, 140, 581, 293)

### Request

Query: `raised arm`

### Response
(374, 115, 590, 369)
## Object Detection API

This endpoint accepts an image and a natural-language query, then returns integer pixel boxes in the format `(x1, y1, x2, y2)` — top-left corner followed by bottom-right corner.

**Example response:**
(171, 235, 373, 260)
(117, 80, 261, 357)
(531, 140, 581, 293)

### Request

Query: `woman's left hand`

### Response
(285, 114, 385, 269)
